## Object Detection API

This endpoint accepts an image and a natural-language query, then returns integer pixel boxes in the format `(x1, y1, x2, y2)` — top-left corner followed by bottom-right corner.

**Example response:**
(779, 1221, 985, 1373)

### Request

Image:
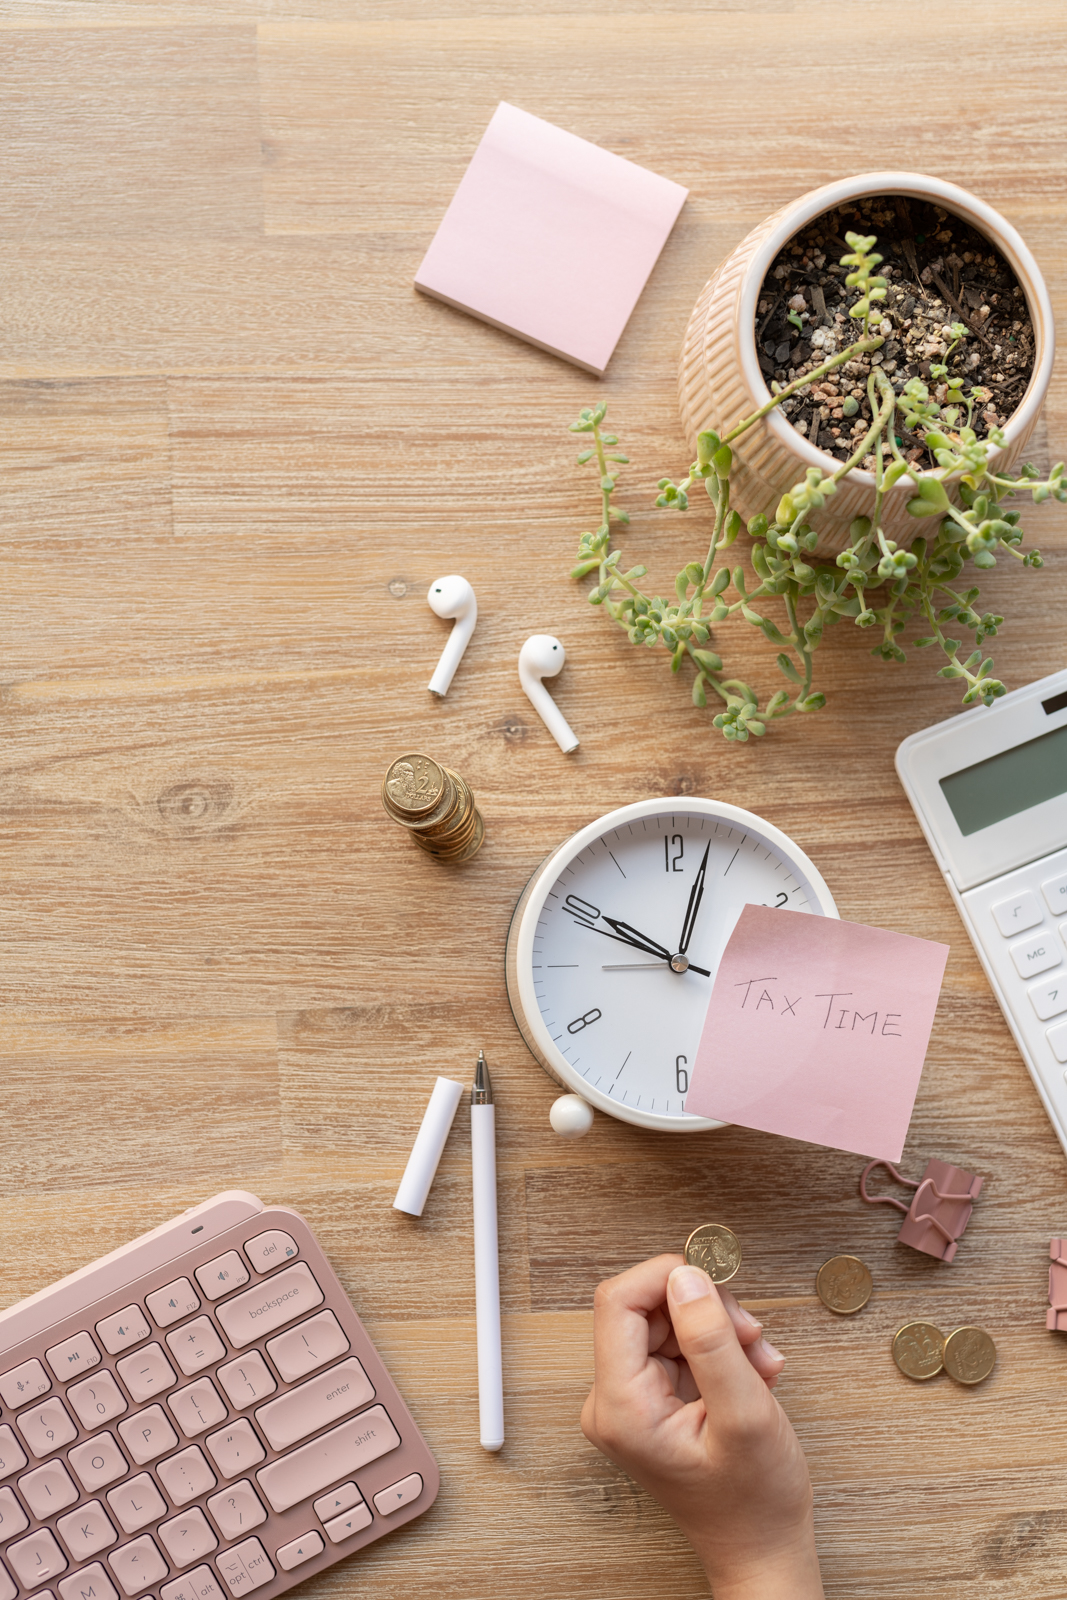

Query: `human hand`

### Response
(580, 1255, 823, 1599)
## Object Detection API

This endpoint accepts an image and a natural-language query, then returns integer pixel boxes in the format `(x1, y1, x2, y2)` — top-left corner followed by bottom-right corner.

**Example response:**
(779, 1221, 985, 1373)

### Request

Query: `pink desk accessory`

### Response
(683, 905, 949, 1161)
(1048, 1240, 1067, 1331)
(414, 102, 688, 374)
(860, 1158, 984, 1263)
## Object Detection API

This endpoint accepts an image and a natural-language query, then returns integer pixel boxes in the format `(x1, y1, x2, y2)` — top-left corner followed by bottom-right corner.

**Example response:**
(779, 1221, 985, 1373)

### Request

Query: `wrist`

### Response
(692, 1523, 824, 1600)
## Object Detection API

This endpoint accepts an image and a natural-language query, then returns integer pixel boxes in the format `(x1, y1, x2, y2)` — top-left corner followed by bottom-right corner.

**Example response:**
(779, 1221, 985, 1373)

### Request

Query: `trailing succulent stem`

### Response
(570, 232, 1061, 741)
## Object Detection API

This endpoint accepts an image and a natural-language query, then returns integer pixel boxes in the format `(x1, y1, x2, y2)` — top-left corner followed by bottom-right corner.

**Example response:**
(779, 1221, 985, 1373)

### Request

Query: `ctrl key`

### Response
(214, 1540, 274, 1598)
(274, 1533, 324, 1573)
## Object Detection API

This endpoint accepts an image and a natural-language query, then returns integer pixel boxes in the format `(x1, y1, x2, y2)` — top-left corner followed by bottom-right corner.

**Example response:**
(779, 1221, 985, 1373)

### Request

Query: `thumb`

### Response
(667, 1265, 765, 1407)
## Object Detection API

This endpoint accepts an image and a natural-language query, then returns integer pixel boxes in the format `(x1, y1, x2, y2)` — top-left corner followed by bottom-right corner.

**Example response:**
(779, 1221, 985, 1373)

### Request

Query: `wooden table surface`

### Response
(4, 2, 1067, 1594)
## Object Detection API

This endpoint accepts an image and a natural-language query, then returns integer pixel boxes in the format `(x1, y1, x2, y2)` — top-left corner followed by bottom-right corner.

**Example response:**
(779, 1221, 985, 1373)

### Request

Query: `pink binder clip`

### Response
(859, 1158, 983, 1263)
(1048, 1240, 1067, 1332)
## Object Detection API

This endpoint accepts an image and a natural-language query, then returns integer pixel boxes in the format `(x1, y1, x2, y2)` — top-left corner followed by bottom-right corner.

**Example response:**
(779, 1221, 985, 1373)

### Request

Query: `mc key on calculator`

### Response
(0, 1193, 439, 1600)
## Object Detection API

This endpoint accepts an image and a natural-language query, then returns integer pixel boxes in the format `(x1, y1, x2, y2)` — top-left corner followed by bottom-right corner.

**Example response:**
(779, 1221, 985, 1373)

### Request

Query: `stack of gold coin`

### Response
(381, 752, 485, 863)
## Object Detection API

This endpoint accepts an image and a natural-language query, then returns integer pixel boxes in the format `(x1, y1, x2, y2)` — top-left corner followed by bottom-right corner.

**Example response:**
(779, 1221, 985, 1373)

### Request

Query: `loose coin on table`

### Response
(943, 1325, 997, 1385)
(684, 1224, 741, 1285)
(816, 1255, 873, 1314)
(892, 1321, 946, 1381)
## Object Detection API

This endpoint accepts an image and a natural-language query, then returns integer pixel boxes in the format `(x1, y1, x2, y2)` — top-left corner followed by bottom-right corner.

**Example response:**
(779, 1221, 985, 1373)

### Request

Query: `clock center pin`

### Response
(670, 953, 689, 973)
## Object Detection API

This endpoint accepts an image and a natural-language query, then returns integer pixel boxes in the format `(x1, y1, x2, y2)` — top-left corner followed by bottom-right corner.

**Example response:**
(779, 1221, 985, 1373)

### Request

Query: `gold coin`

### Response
(418, 809, 485, 861)
(942, 1325, 996, 1386)
(815, 1254, 873, 1315)
(383, 753, 445, 816)
(385, 772, 458, 832)
(892, 1321, 946, 1381)
(684, 1223, 741, 1284)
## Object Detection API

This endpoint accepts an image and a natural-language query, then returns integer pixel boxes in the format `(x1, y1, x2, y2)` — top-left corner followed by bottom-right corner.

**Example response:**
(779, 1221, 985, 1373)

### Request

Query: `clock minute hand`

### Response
(678, 842, 711, 955)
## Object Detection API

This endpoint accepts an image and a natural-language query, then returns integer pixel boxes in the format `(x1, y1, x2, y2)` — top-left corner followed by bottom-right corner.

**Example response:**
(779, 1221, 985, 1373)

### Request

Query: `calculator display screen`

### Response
(940, 721, 1067, 835)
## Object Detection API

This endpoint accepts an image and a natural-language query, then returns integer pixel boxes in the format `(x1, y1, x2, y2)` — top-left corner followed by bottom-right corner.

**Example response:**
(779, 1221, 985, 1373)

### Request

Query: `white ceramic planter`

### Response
(678, 172, 1055, 555)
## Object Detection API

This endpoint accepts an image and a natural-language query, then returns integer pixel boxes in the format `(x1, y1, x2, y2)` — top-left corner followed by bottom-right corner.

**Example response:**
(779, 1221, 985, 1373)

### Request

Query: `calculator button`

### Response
(156, 1509, 217, 1568)
(96, 1311, 152, 1359)
(56, 1501, 118, 1560)
(214, 1537, 273, 1596)
(68, 1434, 128, 1493)
(106, 1474, 167, 1535)
(242, 1234, 299, 1275)
(58, 1563, 120, 1600)
(45, 1335, 102, 1383)
(255, 1406, 401, 1514)
(165, 1319, 226, 1378)
(167, 1380, 227, 1439)
(155, 1447, 216, 1507)
(0, 1359, 52, 1409)
(992, 890, 1044, 935)
(67, 1373, 127, 1431)
(19, 1461, 78, 1519)
(274, 1532, 322, 1571)
(204, 1420, 265, 1481)
(17, 1398, 78, 1458)
(255, 1358, 374, 1452)
(1048, 1021, 1067, 1062)
(216, 1354, 275, 1411)
(161, 1564, 226, 1600)
(1029, 975, 1067, 1022)
(372, 1472, 423, 1516)
(1043, 872, 1067, 915)
(0, 1426, 28, 1479)
(117, 1407, 179, 1467)
(8, 1531, 68, 1588)
(322, 1504, 372, 1543)
(1009, 932, 1061, 978)
(0, 1485, 29, 1538)
(266, 1312, 349, 1384)
(215, 1265, 324, 1350)
(116, 1345, 177, 1404)
(206, 1481, 266, 1541)
(313, 1482, 361, 1521)
(106, 1534, 168, 1597)
(146, 1282, 201, 1330)
(195, 1255, 250, 1304)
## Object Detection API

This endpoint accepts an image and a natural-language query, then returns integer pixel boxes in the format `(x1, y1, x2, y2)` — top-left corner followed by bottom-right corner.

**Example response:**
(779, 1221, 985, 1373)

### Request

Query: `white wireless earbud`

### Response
(518, 635, 579, 753)
(427, 575, 477, 697)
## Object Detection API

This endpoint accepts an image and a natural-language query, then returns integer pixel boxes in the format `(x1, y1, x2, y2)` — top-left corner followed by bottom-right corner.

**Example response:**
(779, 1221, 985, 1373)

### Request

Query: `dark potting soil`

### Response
(755, 194, 1036, 470)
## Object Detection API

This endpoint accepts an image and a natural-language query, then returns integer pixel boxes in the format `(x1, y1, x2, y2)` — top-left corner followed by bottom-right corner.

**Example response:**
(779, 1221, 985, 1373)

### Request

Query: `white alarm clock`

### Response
(505, 797, 838, 1131)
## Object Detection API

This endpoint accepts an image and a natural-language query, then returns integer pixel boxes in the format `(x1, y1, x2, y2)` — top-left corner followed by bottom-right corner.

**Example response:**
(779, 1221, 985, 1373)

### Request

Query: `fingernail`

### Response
(759, 1336, 784, 1363)
(668, 1266, 713, 1303)
(737, 1305, 761, 1329)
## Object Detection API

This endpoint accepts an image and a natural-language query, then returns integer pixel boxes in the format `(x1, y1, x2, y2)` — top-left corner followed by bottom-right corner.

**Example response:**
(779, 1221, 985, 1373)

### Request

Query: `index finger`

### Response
(591, 1253, 685, 1404)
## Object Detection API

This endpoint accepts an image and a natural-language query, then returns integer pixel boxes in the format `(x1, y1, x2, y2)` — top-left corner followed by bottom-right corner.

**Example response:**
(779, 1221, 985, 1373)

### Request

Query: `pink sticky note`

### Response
(684, 906, 949, 1161)
(414, 102, 688, 374)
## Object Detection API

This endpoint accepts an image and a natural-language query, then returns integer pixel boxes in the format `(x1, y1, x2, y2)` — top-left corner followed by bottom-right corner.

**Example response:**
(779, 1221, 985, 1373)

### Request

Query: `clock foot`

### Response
(550, 1094, 594, 1139)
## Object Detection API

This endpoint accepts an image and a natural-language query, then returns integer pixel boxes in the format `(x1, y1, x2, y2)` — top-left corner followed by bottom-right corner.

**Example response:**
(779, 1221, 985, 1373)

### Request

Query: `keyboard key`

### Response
(255, 1406, 401, 1514)
(0, 1359, 52, 1409)
(166, 1320, 226, 1379)
(206, 1482, 266, 1542)
(167, 1381, 226, 1439)
(992, 891, 1043, 936)
(1043, 872, 1067, 915)
(68, 1434, 128, 1493)
(146, 1283, 201, 1331)
(322, 1504, 371, 1543)
(312, 1482, 361, 1522)
(106, 1475, 167, 1536)
(274, 1532, 322, 1572)
(216, 1354, 275, 1411)
(106, 1536, 167, 1598)
(157, 1511, 217, 1568)
(255, 1359, 374, 1452)
(19, 1461, 79, 1519)
(161, 1564, 226, 1600)
(56, 1501, 117, 1560)
(195, 1255, 250, 1303)
(1048, 1021, 1067, 1063)
(8, 1530, 68, 1588)
(17, 1398, 78, 1458)
(117, 1407, 179, 1467)
(204, 1421, 264, 1480)
(1010, 932, 1061, 979)
(214, 1538, 273, 1597)
(242, 1233, 299, 1275)
(116, 1345, 176, 1404)
(0, 1425, 28, 1479)
(0, 1485, 29, 1538)
(372, 1472, 423, 1517)
(58, 1563, 120, 1600)
(156, 1448, 216, 1508)
(216, 1266, 324, 1350)
(266, 1312, 349, 1385)
(45, 1334, 102, 1383)
(0, 1563, 15, 1600)
(68, 1373, 127, 1430)
(95, 1310, 152, 1359)
(1029, 975, 1067, 1022)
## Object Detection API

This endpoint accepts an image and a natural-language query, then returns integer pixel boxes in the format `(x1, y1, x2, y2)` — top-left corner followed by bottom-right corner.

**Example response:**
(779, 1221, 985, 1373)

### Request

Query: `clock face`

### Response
(506, 798, 837, 1132)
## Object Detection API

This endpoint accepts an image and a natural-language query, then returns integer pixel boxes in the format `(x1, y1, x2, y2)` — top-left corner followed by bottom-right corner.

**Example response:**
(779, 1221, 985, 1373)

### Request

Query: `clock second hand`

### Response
(596, 917, 711, 977)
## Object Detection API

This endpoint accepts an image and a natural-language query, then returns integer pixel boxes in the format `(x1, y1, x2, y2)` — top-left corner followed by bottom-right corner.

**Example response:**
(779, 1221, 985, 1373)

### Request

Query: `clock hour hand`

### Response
(602, 916, 672, 963)
(678, 842, 711, 955)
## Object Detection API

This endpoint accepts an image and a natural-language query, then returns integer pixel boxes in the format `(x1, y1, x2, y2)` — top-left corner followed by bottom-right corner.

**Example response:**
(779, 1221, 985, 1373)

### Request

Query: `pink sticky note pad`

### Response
(414, 102, 688, 374)
(684, 906, 949, 1161)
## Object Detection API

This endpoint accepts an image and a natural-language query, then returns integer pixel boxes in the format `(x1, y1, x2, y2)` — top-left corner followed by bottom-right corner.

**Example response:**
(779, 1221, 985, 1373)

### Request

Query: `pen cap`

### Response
(393, 1077, 466, 1217)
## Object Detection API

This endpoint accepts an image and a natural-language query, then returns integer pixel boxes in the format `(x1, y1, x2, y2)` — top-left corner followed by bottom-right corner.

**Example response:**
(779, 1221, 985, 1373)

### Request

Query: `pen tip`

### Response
(472, 1050, 492, 1102)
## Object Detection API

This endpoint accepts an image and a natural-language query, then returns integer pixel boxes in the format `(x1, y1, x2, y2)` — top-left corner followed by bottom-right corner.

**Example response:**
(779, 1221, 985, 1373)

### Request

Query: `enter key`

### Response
(256, 1360, 376, 1452)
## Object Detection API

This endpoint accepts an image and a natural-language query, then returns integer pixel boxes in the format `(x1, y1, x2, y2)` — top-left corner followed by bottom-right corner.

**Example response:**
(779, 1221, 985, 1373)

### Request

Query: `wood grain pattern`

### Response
(3, 5, 1067, 1596)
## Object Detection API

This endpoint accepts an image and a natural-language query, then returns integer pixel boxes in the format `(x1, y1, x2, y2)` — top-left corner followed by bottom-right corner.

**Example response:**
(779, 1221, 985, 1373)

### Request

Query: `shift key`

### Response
(215, 1265, 324, 1348)
(256, 1407, 401, 1513)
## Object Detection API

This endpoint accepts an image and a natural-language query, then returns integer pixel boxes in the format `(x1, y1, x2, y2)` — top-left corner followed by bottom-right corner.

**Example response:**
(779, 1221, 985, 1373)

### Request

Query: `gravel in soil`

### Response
(755, 194, 1036, 471)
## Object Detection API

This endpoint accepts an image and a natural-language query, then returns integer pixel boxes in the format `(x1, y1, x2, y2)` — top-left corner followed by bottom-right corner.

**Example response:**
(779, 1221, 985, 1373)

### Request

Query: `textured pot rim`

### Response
(738, 171, 1056, 491)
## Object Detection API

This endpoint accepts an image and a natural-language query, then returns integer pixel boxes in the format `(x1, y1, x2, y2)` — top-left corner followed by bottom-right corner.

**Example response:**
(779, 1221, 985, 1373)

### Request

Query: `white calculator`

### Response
(897, 666, 1067, 1156)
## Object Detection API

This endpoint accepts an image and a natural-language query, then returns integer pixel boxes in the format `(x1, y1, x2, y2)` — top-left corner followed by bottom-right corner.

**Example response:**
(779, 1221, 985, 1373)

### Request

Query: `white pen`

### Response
(471, 1050, 504, 1451)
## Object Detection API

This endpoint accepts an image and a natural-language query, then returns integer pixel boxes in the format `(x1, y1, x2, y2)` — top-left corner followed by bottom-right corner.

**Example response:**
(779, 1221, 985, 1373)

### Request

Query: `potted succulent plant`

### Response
(569, 172, 1063, 740)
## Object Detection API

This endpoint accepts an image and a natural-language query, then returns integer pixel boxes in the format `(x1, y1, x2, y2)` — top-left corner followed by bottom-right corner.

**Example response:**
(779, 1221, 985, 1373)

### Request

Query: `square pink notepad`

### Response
(414, 102, 688, 374)
(684, 906, 949, 1162)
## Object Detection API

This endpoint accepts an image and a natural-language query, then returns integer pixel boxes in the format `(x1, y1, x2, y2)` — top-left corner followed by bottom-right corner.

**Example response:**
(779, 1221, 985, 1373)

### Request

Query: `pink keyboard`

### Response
(0, 1193, 438, 1600)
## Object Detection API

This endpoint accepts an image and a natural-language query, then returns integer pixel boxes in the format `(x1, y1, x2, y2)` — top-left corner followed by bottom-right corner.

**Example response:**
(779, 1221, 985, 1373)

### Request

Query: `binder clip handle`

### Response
(859, 1159, 918, 1214)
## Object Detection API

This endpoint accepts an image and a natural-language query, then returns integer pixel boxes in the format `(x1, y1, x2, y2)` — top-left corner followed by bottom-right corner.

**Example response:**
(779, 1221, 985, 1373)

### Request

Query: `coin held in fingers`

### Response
(892, 1321, 946, 1381)
(943, 1325, 997, 1385)
(816, 1254, 873, 1314)
(684, 1223, 741, 1284)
